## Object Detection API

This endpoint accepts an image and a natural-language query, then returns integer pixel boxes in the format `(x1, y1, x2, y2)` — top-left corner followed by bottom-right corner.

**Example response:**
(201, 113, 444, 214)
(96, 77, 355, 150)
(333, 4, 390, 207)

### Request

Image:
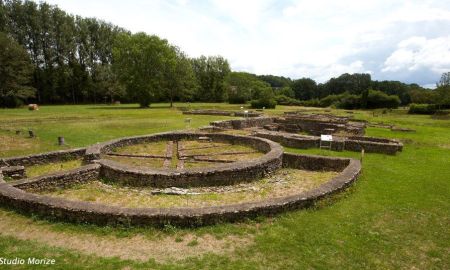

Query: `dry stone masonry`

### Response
(0, 131, 362, 227)
(209, 112, 403, 155)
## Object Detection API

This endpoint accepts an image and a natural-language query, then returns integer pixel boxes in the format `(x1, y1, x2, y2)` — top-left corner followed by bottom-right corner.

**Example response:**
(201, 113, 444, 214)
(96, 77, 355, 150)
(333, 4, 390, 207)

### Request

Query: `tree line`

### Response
(1, 0, 448, 110)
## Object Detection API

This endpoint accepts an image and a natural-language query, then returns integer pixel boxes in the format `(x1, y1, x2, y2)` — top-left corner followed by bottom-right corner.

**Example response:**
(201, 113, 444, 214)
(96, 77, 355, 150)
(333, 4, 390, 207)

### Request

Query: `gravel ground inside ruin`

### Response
(35, 168, 337, 208)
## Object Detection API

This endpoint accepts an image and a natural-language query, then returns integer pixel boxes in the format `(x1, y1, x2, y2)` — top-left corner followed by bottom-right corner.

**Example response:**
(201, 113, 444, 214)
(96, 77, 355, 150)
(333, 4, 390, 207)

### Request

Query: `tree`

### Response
(275, 86, 295, 98)
(257, 74, 292, 88)
(322, 73, 371, 97)
(226, 72, 272, 103)
(191, 55, 230, 102)
(163, 47, 197, 107)
(0, 31, 35, 107)
(437, 72, 450, 87)
(292, 78, 317, 100)
(112, 32, 174, 107)
(410, 89, 436, 104)
(95, 65, 125, 103)
(435, 72, 450, 108)
(250, 87, 276, 109)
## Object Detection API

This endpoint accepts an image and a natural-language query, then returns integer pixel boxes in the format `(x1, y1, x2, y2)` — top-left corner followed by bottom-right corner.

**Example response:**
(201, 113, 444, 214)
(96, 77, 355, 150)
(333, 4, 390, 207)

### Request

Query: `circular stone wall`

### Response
(0, 153, 361, 227)
(86, 132, 284, 188)
(0, 132, 361, 228)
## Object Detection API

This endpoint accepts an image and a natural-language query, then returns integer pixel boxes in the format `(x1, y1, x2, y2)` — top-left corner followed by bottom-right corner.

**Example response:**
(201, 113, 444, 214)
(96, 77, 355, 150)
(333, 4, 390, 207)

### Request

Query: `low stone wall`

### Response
(87, 132, 283, 187)
(209, 114, 365, 136)
(283, 153, 350, 171)
(274, 117, 365, 136)
(2, 148, 86, 166)
(253, 130, 402, 155)
(0, 153, 361, 227)
(347, 136, 397, 143)
(0, 166, 26, 179)
(183, 110, 233, 116)
(210, 117, 273, 129)
(254, 131, 319, 149)
(344, 139, 403, 155)
(183, 110, 262, 117)
(9, 164, 100, 191)
(234, 111, 262, 117)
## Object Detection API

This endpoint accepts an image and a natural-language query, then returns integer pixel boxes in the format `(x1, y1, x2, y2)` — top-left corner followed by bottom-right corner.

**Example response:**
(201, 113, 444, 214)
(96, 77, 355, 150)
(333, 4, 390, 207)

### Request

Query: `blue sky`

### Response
(38, 0, 450, 87)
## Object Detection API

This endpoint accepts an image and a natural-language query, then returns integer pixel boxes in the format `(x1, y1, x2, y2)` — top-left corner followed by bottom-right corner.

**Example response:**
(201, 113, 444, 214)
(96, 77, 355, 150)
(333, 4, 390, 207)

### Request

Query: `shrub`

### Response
(408, 104, 438, 114)
(250, 98, 277, 109)
(319, 94, 342, 107)
(300, 99, 321, 107)
(228, 95, 247, 104)
(336, 94, 361, 109)
(0, 96, 24, 108)
(366, 90, 400, 109)
(275, 95, 302, 106)
(251, 87, 277, 109)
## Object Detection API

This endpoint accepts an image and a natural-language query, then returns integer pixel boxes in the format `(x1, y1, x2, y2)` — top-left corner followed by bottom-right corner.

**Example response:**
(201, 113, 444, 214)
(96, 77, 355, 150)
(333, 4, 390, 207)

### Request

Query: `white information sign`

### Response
(321, 135, 333, 141)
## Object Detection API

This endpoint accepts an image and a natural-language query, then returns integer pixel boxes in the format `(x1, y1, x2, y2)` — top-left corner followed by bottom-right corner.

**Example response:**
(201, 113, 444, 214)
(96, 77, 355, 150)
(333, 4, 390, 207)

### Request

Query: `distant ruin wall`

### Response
(253, 130, 402, 155)
(274, 117, 365, 136)
(210, 117, 274, 129)
(183, 110, 262, 117)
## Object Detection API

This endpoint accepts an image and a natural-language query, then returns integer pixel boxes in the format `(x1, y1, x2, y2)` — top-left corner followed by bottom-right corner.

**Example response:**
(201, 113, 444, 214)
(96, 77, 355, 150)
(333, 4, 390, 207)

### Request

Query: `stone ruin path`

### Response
(175, 140, 184, 170)
(162, 141, 173, 169)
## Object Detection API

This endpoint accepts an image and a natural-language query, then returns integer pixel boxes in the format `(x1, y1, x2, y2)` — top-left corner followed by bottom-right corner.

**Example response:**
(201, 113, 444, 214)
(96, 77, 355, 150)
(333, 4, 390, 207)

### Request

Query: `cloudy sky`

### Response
(38, 0, 450, 87)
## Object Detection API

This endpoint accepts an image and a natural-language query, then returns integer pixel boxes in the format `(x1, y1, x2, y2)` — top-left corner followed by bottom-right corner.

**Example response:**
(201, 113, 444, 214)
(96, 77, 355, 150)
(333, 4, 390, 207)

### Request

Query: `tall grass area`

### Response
(0, 103, 449, 269)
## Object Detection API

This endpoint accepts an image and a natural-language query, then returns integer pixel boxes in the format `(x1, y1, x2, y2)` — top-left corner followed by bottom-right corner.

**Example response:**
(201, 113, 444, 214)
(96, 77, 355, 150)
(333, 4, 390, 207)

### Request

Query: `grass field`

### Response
(0, 103, 449, 269)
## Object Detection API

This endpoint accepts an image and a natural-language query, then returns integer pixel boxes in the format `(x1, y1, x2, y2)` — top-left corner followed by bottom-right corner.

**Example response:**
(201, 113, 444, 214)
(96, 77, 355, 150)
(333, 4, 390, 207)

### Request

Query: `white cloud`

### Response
(382, 36, 450, 74)
(34, 0, 450, 85)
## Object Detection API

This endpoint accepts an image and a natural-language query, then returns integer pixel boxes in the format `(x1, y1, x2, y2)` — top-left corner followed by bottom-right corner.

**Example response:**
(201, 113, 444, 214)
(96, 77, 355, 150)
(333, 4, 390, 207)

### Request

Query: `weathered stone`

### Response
(253, 130, 402, 155)
(91, 132, 283, 188)
(0, 153, 361, 227)
(3, 148, 86, 166)
(0, 166, 26, 179)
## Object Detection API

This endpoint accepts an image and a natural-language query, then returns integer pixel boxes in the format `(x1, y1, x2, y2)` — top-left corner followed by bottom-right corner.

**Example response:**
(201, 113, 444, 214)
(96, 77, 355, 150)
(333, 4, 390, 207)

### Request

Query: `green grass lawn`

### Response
(0, 103, 449, 269)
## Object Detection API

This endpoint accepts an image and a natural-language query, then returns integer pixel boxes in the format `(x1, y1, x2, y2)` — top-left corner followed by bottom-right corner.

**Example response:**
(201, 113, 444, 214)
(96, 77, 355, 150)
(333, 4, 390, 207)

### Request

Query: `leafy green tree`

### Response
(410, 89, 436, 104)
(163, 47, 198, 107)
(322, 73, 371, 97)
(226, 72, 272, 103)
(191, 55, 230, 102)
(292, 78, 318, 100)
(0, 31, 35, 107)
(275, 86, 295, 98)
(112, 32, 173, 107)
(435, 72, 450, 108)
(371, 80, 411, 105)
(250, 87, 276, 109)
(0, 0, 6, 32)
(94, 65, 125, 103)
(257, 74, 292, 88)
(437, 72, 450, 87)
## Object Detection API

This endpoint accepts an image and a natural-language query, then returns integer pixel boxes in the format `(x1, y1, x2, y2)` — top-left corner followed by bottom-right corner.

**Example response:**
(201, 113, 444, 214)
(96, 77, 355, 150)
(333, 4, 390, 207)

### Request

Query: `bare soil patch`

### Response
(0, 210, 252, 262)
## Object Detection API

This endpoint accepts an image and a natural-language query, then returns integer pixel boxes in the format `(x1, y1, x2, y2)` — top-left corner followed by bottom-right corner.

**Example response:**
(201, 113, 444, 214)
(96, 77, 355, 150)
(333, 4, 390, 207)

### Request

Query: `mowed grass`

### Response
(0, 103, 449, 269)
(25, 159, 84, 178)
(0, 103, 242, 157)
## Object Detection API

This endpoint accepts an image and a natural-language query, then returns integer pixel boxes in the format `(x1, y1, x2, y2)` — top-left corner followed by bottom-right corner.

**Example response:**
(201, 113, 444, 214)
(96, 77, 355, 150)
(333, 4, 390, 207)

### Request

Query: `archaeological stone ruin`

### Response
(0, 111, 405, 227)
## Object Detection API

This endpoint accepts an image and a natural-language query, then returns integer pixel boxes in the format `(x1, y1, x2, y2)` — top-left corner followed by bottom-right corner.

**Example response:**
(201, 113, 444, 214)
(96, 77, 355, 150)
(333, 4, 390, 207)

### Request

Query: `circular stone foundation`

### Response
(0, 132, 361, 227)
(87, 132, 284, 188)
